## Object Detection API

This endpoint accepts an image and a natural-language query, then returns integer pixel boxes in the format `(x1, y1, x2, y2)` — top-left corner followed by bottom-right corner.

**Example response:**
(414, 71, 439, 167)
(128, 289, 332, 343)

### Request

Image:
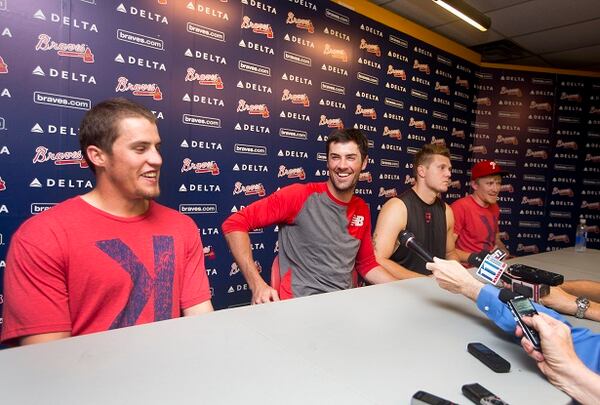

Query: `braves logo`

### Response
(35, 34, 94, 63)
(0, 56, 7, 74)
(241, 16, 273, 38)
(203, 245, 216, 259)
(115, 77, 162, 100)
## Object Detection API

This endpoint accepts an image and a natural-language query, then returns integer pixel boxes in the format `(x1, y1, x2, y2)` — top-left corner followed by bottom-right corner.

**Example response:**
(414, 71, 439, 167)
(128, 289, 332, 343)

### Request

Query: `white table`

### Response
(0, 249, 597, 404)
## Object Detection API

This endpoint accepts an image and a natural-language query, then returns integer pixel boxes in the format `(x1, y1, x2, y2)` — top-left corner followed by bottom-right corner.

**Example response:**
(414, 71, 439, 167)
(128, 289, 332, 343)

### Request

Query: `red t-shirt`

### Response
(451, 195, 500, 254)
(1, 197, 211, 344)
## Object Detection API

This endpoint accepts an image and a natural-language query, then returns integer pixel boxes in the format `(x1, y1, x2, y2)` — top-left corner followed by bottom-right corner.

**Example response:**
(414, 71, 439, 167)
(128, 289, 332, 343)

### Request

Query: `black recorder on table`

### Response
(500, 289, 541, 351)
(469, 247, 564, 302)
(500, 263, 564, 302)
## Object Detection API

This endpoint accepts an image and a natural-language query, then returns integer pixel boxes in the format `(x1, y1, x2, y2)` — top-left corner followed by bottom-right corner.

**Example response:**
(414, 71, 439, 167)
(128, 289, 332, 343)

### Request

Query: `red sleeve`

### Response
(354, 208, 379, 277)
(222, 183, 310, 234)
(1, 221, 71, 344)
(180, 217, 212, 309)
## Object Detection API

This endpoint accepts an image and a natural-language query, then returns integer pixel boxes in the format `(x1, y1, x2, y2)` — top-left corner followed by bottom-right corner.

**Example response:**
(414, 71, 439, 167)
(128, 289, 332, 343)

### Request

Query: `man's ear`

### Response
(470, 180, 478, 191)
(361, 155, 368, 171)
(416, 164, 426, 178)
(86, 145, 107, 169)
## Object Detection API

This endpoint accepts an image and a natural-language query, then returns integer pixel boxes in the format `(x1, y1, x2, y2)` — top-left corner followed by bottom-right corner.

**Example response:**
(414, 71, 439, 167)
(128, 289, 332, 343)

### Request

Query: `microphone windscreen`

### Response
(399, 230, 414, 247)
(498, 288, 519, 303)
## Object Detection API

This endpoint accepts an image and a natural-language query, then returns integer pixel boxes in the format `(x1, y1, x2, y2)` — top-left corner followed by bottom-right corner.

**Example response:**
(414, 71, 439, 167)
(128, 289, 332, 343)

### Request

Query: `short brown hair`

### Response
(413, 143, 450, 175)
(326, 128, 369, 161)
(79, 98, 156, 173)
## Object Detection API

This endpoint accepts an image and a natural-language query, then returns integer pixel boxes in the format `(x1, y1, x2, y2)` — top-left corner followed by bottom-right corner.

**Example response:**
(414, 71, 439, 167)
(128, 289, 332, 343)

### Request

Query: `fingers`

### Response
(515, 325, 523, 338)
(520, 336, 545, 362)
(252, 287, 280, 304)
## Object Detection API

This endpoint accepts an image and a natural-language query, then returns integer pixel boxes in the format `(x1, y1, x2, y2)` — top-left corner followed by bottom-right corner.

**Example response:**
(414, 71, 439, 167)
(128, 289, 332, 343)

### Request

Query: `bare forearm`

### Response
(454, 248, 472, 263)
(377, 257, 426, 280)
(445, 248, 459, 262)
(183, 300, 214, 316)
(549, 297, 600, 321)
(224, 231, 266, 290)
(559, 363, 600, 405)
(20, 331, 71, 345)
(364, 265, 398, 284)
(495, 237, 510, 255)
(460, 279, 484, 302)
(561, 280, 600, 303)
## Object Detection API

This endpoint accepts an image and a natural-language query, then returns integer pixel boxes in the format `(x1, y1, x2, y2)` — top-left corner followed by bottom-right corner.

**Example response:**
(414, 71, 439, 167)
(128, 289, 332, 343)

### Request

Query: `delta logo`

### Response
(35, 34, 94, 63)
(323, 44, 348, 62)
(359, 39, 381, 57)
(278, 165, 305, 180)
(286, 12, 314, 33)
(32, 146, 88, 168)
(237, 99, 270, 118)
(319, 114, 343, 129)
(116, 4, 169, 24)
(181, 159, 220, 175)
(387, 65, 406, 80)
(0, 176, 5, 191)
(241, 16, 273, 38)
(383, 126, 402, 139)
(203, 245, 216, 260)
(359, 172, 372, 183)
(355, 104, 376, 120)
(185, 68, 223, 89)
(281, 89, 309, 107)
(233, 181, 266, 197)
(0, 56, 7, 74)
(115, 76, 162, 100)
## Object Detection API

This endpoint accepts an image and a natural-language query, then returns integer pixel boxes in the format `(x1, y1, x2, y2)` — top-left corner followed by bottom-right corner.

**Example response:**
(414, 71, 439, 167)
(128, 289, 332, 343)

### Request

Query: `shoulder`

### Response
(380, 196, 406, 215)
(150, 202, 197, 230)
(349, 195, 369, 211)
(384, 196, 405, 208)
(450, 196, 469, 209)
(17, 197, 79, 233)
(11, 198, 82, 250)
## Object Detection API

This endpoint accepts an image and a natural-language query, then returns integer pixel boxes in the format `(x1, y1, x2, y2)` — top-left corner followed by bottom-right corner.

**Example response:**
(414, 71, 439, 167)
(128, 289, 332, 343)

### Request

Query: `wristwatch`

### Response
(575, 297, 590, 319)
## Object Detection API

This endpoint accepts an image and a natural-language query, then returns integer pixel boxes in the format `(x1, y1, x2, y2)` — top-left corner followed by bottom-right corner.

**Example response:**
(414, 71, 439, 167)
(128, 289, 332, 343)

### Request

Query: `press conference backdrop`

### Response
(0, 0, 598, 316)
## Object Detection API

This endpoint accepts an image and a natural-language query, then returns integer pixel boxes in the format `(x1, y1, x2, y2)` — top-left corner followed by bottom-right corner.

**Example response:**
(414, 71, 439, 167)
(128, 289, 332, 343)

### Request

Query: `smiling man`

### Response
(1, 98, 213, 346)
(451, 160, 510, 266)
(373, 143, 458, 278)
(222, 128, 396, 303)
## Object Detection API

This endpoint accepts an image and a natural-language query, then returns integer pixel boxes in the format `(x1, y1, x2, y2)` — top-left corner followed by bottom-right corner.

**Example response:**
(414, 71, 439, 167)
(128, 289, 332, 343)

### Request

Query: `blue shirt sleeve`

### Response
(476, 284, 600, 373)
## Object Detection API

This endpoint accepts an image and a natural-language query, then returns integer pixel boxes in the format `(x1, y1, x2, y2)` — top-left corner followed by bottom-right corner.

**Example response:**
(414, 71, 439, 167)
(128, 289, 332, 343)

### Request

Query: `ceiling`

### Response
(370, 0, 600, 72)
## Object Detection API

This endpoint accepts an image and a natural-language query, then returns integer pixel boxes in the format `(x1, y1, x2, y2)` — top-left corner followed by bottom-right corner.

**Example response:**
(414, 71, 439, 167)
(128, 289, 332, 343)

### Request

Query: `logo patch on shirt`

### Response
(425, 211, 432, 224)
(350, 215, 364, 227)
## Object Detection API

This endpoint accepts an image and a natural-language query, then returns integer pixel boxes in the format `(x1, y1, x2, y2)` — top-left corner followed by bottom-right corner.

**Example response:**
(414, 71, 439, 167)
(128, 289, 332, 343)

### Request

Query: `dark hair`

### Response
(79, 98, 156, 173)
(326, 128, 369, 161)
(413, 143, 451, 175)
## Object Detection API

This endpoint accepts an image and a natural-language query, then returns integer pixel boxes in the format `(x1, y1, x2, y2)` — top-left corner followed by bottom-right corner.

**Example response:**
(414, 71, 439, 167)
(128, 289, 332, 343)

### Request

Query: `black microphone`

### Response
(498, 288, 520, 303)
(399, 230, 434, 263)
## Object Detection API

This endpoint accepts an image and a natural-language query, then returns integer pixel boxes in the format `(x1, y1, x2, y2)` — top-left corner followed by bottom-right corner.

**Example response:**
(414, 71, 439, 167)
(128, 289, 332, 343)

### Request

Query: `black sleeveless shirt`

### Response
(389, 188, 447, 275)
